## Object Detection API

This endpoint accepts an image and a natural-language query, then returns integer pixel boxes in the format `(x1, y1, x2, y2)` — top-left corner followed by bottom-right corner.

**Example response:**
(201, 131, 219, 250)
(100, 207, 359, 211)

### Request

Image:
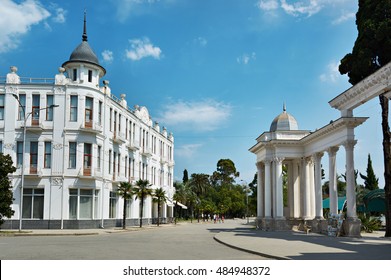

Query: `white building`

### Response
(0, 15, 175, 229)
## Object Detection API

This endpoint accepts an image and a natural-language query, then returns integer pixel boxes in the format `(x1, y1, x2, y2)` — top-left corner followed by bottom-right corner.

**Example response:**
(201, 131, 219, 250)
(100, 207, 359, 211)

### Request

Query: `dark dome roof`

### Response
(68, 40, 100, 65)
(270, 105, 299, 132)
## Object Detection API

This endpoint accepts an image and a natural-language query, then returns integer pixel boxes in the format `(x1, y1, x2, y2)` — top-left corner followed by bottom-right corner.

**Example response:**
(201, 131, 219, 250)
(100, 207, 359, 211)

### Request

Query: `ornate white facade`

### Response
(0, 16, 174, 229)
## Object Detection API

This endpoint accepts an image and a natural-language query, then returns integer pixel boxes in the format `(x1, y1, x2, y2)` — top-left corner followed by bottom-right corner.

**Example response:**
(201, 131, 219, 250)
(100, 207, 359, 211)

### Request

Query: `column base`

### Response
(343, 217, 361, 237)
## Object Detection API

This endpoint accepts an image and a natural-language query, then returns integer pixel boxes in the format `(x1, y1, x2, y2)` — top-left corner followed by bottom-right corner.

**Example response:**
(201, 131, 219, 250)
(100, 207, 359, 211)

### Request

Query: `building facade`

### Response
(0, 17, 175, 229)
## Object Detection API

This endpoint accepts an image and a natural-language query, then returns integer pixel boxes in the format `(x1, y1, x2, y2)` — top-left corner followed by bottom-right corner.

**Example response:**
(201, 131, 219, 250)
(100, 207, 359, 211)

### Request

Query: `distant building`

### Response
(0, 14, 175, 229)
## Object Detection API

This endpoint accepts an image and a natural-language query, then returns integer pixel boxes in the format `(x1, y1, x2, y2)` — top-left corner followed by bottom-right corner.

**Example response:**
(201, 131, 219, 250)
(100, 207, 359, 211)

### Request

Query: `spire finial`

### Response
(82, 10, 88, 42)
(283, 102, 286, 112)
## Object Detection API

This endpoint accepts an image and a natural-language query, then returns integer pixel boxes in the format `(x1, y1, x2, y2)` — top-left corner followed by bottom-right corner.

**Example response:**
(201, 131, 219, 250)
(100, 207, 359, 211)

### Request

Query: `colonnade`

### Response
(256, 140, 358, 232)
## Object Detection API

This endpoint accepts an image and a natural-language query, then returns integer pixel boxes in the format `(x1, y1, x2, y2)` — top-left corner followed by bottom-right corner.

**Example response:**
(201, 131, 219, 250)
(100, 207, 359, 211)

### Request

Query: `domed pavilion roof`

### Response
(269, 104, 299, 132)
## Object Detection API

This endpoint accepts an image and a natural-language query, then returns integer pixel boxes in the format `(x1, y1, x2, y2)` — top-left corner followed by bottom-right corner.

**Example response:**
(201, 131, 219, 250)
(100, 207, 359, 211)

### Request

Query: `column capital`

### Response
(327, 146, 339, 156)
(256, 162, 263, 168)
(313, 152, 324, 161)
(343, 140, 357, 150)
(273, 157, 284, 164)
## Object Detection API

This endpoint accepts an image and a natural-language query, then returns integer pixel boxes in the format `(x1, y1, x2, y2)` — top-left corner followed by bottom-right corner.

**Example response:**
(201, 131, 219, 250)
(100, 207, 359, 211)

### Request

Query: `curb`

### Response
(213, 234, 289, 260)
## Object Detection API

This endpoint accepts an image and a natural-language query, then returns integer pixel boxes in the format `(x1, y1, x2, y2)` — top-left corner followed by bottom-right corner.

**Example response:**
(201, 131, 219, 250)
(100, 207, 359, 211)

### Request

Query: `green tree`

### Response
(188, 173, 210, 222)
(338, 0, 391, 237)
(117, 182, 135, 229)
(173, 181, 187, 223)
(360, 154, 379, 191)
(211, 159, 240, 186)
(134, 179, 153, 228)
(183, 169, 189, 184)
(153, 187, 166, 226)
(0, 153, 16, 227)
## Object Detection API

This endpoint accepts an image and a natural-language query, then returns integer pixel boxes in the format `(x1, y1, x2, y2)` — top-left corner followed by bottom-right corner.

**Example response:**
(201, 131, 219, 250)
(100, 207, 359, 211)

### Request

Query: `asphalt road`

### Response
(0, 220, 265, 260)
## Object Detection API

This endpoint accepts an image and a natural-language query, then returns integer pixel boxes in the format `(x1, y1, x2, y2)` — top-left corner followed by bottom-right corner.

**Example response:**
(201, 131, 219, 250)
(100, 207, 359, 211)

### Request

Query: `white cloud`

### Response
(319, 60, 341, 83)
(280, 0, 322, 17)
(115, 0, 160, 22)
(158, 100, 232, 132)
(257, 0, 279, 11)
(0, 0, 50, 53)
(332, 11, 355, 25)
(237, 52, 256, 65)
(126, 37, 162, 61)
(175, 144, 203, 158)
(257, 0, 354, 19)
(102, 50, 114, 63)
(52, 7, 67, 23)
(195, 37, 208, 47)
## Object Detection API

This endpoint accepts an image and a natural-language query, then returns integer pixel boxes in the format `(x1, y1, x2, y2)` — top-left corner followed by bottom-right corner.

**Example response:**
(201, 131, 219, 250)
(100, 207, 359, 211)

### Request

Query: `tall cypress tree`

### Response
(339, 0, 391, 237)
(360, 154, 379, 191)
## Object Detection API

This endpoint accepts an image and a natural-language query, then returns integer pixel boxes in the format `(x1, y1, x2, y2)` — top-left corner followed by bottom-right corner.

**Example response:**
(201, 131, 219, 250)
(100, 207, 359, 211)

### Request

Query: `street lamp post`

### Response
(12, 94, 58, 231)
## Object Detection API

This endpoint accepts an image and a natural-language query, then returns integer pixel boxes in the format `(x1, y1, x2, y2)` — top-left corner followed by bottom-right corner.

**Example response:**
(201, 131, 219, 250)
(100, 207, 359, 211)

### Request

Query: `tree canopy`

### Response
(0, 153, 16, 226)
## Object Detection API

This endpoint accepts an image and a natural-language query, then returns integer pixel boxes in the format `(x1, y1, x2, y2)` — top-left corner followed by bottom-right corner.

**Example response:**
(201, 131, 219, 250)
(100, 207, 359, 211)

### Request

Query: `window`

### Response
(17, 141, 23, 166)
(85, 97, 93, 127)
(73, 69, 77, 81)
(97, 145, 102, 171)
(109, 108, 112, 131)
(30, 141, 38, 173)
(69, 142, 77, 169)
(108, 149, 112, 174)
(18, 94, 26, 120)
(0, 140, 3, 154)
(114, 111, 117, 135)
(22, 188, 44, 219)
(88, 70, 92, 83)
(118, 153, 121, 174)
(109, 191, 117, 218)
(0, 94, 4, 120)
(32, 95, 40, 125)
(46, 95, 54, 121)
(118, 114, 121, 134)
(44, 142, 52, 168)
(113, 152, 116, 177)
(98, 101, 102, 125)
(70, 96, 78, 121)
(84, 143, 92, 170)
(69, 189, 99, 219)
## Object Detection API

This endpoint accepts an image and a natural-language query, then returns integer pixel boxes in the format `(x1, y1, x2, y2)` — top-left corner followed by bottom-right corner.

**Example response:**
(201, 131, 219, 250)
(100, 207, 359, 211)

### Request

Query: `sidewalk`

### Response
(214, 221, 391, 260)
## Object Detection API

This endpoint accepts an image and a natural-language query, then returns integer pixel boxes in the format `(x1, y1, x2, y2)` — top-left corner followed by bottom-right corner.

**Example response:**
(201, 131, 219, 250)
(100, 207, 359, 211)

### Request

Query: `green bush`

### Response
(358, 213, 381, 233)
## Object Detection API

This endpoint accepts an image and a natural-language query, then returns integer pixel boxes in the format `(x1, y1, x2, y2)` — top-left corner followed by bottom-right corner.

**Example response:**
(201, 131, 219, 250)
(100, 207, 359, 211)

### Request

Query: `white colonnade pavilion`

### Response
(250, 61, 391, 237)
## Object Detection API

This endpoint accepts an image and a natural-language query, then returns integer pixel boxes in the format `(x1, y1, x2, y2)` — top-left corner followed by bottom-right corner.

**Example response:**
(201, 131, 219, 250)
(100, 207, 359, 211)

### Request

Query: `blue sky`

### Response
(0, 0, 385, 186)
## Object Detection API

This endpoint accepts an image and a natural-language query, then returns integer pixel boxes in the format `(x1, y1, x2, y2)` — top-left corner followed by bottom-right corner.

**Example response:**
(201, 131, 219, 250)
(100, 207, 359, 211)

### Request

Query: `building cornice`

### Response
(329, 61, 391, 111)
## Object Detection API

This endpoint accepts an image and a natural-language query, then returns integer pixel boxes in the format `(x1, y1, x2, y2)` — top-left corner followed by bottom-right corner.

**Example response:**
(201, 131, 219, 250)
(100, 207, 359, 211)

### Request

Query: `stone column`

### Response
(313, 152, 324, 219)
(328, 147, 339, 216)
(292, 160, 301, 218)
(256, 162, 264, 218)
(274, 157, 284, 218)
(303, 157, 313, 219)
(300, 157, 307, 218)
(343, 140, 361, 237)
(264, 160, 272, 218)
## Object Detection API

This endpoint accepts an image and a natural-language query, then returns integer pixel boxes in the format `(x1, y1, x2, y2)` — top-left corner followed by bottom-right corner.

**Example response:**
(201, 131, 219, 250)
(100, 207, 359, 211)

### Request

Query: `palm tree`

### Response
(188, 173, 210, 222)
(153, 187, 166, 226)
(117, 182, 135, 229)
(173, 182, 187, 224)
(134, 179, 153, 228)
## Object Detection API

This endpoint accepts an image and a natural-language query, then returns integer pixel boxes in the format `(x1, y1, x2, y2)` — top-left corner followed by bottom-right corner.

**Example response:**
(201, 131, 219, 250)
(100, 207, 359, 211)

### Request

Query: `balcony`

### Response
(141, 146, 153, 157)
(80, 121, 103, 134)
(113, 131, 126, 144)
(128, 139, 140, 151)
